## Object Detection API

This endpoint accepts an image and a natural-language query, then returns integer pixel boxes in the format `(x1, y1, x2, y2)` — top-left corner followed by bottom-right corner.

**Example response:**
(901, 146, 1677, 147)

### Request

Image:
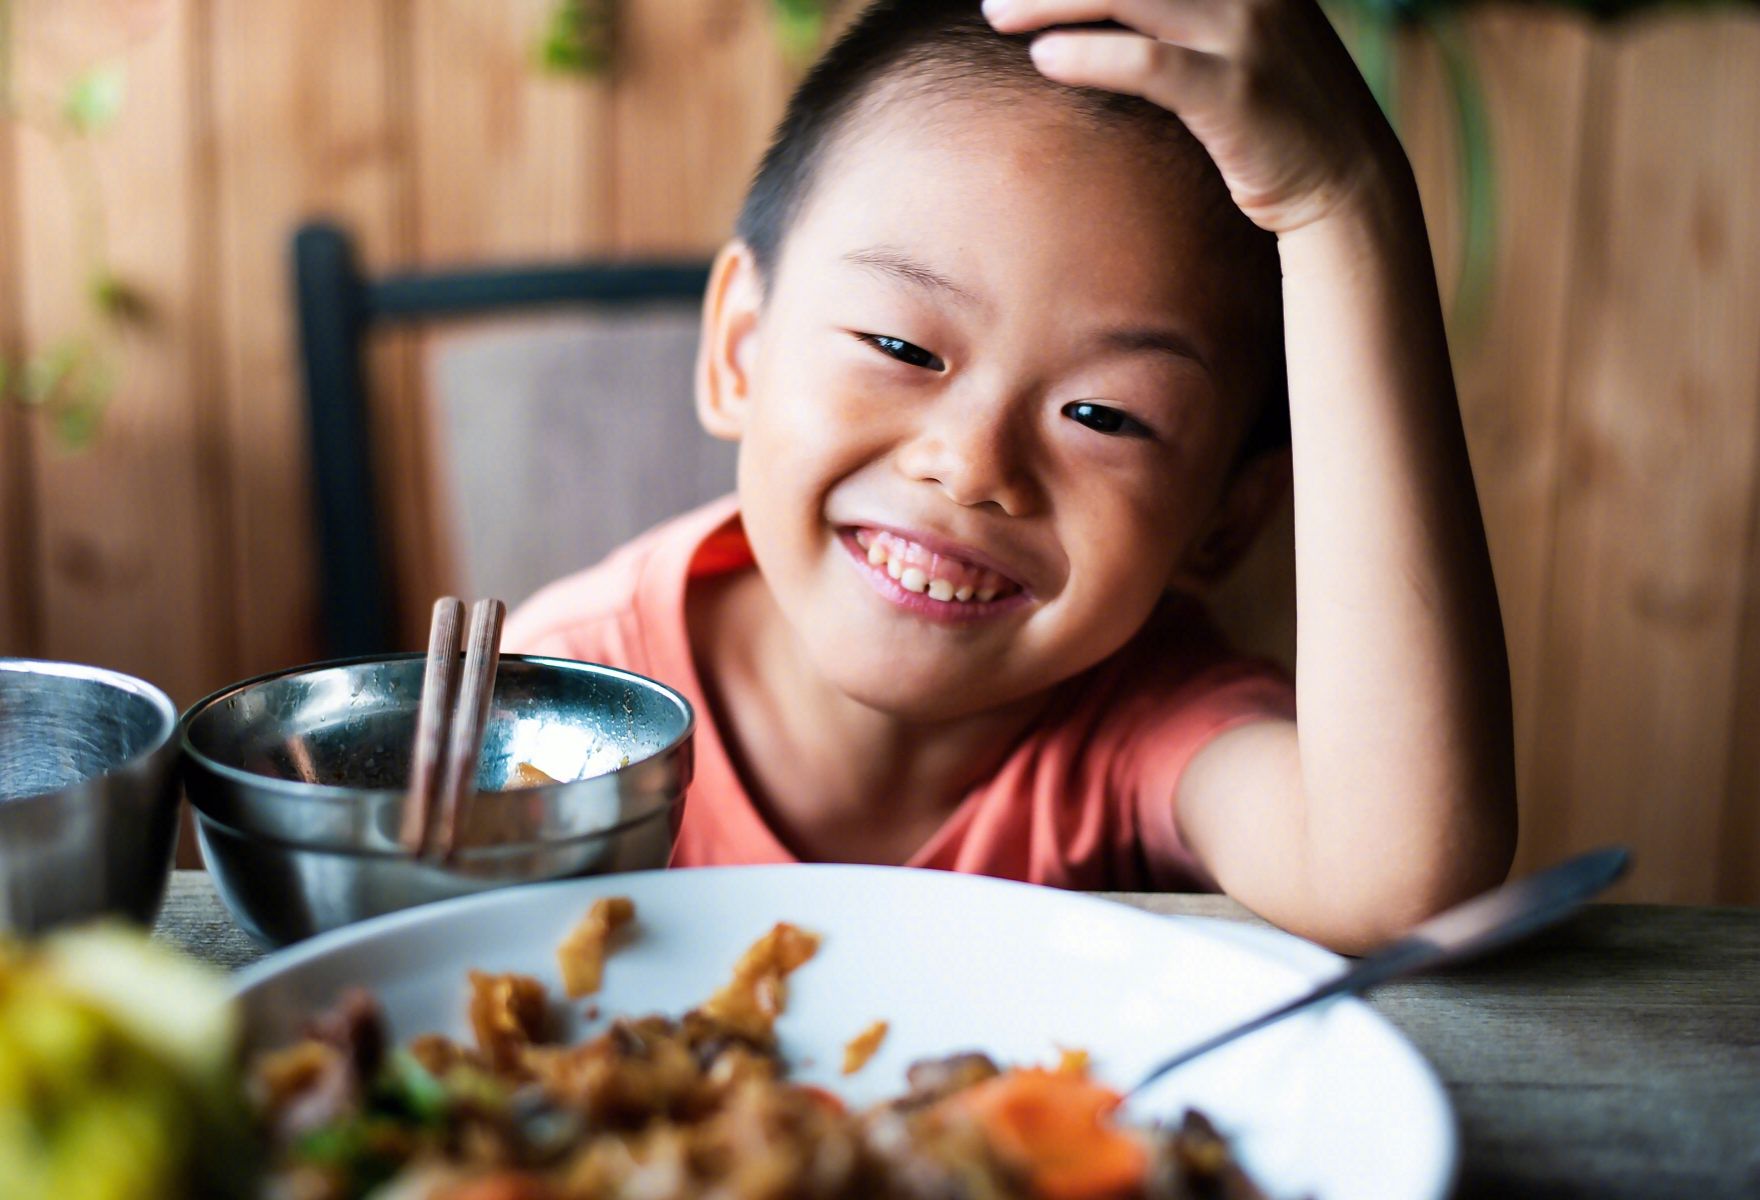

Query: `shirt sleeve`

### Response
(1114, 657, 1296, 891)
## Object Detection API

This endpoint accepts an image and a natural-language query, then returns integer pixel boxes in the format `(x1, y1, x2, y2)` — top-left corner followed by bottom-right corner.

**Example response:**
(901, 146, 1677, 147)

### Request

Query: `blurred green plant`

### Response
(772, 0, 840, 63)
(537, 0, 616, 76)
(538, 0, 845, 75)
(1325, 1, 1495, 334)
(0, 1, 142, 452)
(1327, 0, 1753, 338)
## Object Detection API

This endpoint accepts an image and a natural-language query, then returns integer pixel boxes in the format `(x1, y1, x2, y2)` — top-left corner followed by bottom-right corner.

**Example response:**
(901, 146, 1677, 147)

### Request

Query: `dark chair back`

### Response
(292, 220, 714, 656)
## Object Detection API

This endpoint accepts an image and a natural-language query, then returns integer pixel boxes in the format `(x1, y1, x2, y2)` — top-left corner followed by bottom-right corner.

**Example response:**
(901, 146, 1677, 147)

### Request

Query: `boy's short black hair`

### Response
(734, 0, 1289, 460)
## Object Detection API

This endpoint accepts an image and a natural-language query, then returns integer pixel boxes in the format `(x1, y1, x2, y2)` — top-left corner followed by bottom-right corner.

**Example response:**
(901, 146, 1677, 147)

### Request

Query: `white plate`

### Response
(235, 864, 1454, 1200)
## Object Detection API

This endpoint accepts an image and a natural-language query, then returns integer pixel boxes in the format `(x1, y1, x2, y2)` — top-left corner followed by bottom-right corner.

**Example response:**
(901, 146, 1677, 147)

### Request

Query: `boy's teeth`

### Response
(856, 528, 1021, 603)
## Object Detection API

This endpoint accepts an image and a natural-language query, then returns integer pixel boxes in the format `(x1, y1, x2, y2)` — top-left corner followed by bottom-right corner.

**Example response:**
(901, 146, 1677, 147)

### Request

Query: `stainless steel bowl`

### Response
(0, 659, 182, 935)
(180, 654, 693, 947)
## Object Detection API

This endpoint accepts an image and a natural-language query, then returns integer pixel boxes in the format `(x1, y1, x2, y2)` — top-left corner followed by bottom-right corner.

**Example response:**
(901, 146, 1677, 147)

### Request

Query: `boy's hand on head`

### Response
(983, 0, 1405, 236)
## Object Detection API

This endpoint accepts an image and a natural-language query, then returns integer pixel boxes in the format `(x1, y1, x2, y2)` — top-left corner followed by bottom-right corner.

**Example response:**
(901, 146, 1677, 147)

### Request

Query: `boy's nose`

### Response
(894, 397, 1038, 517)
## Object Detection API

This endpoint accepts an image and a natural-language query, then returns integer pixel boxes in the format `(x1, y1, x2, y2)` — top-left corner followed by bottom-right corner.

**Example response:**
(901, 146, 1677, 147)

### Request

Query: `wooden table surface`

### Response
(154, 870, 1760, 1200)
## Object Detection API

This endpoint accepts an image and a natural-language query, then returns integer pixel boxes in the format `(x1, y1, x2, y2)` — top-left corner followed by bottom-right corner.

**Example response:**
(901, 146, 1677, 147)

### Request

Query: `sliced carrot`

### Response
(951, 1068, 1149, 1200)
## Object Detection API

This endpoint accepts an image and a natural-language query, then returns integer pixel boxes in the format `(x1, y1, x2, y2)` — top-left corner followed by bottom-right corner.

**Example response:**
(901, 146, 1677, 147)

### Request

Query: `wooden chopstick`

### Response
(428, 597, 506, 862)
(401, 596, 466, 855)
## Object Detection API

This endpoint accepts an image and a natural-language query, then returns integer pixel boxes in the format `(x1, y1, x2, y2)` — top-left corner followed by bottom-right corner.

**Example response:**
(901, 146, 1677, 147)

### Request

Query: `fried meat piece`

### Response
(899, 1053, 1002, 1108)
(521, 1012, 783, 1130)
(556, 896, 635, 998)
(841, 1020, 889, 1076)
(697, 922, 821, 1046)
(469, 971, 551, 1072)
(250, 988, 391, 1143)
(1146, 1110, 1270, 1200)
(507, 762, 562, 790)
(557, 1076, 865, 1200)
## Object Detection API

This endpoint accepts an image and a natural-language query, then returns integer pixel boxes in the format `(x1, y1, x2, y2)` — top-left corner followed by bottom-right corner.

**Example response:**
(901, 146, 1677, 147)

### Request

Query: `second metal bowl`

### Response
(180, 654, 694, 947)
(0, 659, 182, 935)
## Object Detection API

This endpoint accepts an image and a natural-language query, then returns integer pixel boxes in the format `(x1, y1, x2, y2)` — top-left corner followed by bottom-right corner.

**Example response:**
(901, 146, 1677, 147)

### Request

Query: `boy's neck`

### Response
(686, 566, 1051, 866)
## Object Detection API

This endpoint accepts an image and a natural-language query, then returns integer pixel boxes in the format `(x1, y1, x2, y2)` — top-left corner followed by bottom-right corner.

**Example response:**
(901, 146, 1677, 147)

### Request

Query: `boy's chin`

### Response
(815, 659, 1024, 724)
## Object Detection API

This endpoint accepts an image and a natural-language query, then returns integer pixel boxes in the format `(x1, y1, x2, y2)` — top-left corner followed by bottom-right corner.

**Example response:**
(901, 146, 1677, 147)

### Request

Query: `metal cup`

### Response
(0, 659, 182, 935)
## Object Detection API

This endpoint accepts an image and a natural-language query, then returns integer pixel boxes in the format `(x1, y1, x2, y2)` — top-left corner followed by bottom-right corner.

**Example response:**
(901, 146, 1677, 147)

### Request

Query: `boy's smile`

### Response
(842, 526, 1028, 618)
(699, 86, 1267, 723)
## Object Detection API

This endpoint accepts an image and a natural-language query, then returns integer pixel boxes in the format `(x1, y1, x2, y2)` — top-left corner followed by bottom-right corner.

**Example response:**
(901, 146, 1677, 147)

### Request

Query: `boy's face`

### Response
(701, 87, 1269, 721)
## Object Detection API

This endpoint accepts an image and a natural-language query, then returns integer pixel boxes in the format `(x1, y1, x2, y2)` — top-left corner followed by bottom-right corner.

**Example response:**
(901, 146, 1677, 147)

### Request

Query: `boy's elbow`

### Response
(1297, 828, 1518, 957)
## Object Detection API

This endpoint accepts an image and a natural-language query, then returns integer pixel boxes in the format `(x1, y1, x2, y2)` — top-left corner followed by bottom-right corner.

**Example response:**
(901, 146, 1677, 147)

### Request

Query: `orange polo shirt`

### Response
(504, 496, 1294, 891)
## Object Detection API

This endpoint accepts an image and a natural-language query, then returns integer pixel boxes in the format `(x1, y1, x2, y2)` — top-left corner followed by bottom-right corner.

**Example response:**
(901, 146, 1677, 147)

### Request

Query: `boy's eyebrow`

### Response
(841, 246, 984, 310)
(1100, 327, 1213, 374)
(843, 245, 1212, 373)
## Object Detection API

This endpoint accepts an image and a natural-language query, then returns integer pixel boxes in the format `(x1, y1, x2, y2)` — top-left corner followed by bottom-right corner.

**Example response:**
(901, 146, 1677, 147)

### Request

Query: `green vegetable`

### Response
(0, 927, 257, 1200)
(373, 1049, 451, 1127)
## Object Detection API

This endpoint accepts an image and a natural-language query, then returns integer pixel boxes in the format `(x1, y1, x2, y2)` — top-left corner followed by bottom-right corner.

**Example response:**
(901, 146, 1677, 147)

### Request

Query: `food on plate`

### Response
(842, 1020, 888, 1076)
(556, 898, 636, 998)
(696, 920, 822, 1045)
(468, 972, 550, 1073)
(251, 901, 1269, 1200)
(0, 924, 256, 1200)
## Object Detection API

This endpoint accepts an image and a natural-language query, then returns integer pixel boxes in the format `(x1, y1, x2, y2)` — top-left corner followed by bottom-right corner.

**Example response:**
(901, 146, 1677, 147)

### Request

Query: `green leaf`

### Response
(537, 0, 614, 77)
(772, 0, 829, 64)
(91, 272, 151, 324)
(1433, 15, 1496, 338)
(23, 343, 81, 406)
(51, 393, 103, 450)
(20, 340, 116, 451)
(62, 65, 126, 134)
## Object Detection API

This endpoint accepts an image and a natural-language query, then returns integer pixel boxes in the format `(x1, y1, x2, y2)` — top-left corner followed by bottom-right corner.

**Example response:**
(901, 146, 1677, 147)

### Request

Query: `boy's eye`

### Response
(1062, 400, 1151, 439)
(856, 333, 945, 371)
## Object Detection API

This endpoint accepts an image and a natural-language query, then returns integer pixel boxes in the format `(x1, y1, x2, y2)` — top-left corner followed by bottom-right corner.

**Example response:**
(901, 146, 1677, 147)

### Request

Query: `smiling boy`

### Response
(507, 0, 1517, 953)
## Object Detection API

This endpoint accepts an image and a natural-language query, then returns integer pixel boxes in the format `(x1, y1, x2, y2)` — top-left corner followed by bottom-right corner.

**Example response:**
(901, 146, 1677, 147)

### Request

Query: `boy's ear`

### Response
(1175, 449, 1291, 588)
(695, 239, 764, 442)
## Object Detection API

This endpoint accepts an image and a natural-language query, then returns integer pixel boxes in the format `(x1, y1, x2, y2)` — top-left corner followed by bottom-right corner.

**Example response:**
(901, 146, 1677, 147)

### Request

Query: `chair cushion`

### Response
(426, 307, 737, 607)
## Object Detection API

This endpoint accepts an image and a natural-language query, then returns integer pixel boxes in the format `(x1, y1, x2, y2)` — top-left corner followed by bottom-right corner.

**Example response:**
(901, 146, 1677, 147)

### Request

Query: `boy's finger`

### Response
(1027, 30, 1224, 114)
(984, 0, 1235, 56)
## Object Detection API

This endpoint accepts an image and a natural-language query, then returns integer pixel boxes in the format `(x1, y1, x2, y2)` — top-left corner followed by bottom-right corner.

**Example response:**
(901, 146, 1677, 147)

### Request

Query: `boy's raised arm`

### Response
(985, 0, 1517, 952)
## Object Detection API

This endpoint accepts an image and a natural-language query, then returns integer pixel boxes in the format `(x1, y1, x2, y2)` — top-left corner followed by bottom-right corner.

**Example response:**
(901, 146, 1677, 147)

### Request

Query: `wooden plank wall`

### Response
(2, 2, 1758, 903)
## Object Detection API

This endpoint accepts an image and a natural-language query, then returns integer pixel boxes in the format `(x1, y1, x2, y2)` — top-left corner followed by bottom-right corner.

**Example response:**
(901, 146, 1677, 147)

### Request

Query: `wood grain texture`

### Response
(158, 870, 1760, 1198)
(411, 0, 611, 262)
(210, 0, 405, 673)
(12, 0, 220, 704)
(1531, 13, 1760, 902)
(404, 0, 616, 623)
(0, 7, 36, 658)
(610, 0, 797, 254)
(1402, 11, 1597, 880)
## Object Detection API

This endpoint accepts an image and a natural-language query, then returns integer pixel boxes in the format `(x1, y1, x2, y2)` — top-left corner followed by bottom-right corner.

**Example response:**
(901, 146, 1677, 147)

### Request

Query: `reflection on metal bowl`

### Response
(180, 654, 693, 947)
